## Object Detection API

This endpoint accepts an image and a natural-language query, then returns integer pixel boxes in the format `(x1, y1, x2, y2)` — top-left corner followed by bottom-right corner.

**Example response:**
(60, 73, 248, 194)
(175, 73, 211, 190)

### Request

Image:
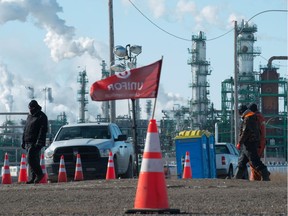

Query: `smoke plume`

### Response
(0, 62, 14, 112)
(0, 0, 101, 62)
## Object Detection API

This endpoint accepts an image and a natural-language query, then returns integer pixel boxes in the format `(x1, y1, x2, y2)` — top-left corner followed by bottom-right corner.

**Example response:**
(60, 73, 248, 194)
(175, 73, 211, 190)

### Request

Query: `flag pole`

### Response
(152, 98, 157, 120)
(151, 56, 163, 120)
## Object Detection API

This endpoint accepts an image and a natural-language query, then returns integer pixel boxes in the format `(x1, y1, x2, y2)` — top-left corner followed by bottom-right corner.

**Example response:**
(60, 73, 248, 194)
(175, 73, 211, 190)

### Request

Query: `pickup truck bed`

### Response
(215, 143, 239, 178)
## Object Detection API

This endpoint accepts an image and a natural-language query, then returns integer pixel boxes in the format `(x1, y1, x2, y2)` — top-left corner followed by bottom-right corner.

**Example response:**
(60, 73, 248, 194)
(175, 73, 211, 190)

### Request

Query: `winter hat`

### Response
(238, 104, 248, 115)
(248, 103, 258, 112)
(29, 100, 41, 109)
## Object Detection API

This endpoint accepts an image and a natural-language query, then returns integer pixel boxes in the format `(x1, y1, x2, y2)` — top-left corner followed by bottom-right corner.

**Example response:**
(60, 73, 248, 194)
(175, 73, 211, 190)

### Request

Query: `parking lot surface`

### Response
(0, 175, 287, 216)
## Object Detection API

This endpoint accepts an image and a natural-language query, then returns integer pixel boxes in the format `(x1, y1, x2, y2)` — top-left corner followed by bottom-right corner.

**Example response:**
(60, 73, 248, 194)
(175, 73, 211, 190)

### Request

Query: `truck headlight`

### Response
(44, 148, 54, 159)
(99, 149, 110, 157)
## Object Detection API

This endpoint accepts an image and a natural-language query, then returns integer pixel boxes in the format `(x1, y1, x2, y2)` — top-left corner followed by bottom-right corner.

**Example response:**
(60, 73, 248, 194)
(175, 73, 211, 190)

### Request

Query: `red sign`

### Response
(90, 59, 162, 101)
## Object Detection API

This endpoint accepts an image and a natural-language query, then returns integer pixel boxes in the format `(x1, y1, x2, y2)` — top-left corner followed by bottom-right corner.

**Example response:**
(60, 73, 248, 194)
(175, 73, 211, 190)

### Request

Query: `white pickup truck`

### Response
(44, 122, 135, 181)
(215, 143, 239, 179)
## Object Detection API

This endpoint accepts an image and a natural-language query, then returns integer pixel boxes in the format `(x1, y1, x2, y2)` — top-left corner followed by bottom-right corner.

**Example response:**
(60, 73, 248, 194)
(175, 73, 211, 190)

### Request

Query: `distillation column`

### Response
(188, 31, 211, 129)
(100, 60, 110, 121)
(237, 20, 261, 104)
(77, 70, 88, 123)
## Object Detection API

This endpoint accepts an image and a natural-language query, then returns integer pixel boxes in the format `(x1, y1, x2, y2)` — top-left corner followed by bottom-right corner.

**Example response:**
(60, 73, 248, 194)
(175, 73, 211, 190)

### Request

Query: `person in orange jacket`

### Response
(234, 105, 270, 181)
(248, 103, 266, 181)
(249, 103, 266, 157)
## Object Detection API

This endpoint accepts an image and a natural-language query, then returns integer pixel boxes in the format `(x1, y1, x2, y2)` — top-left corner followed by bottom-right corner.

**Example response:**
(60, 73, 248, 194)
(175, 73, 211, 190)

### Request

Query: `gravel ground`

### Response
(0, 174, 287, 216)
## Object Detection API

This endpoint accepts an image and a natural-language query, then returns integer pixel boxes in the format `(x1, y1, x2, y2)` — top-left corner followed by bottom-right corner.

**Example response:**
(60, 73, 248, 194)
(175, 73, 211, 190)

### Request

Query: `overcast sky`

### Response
(0, 0, 287, 123)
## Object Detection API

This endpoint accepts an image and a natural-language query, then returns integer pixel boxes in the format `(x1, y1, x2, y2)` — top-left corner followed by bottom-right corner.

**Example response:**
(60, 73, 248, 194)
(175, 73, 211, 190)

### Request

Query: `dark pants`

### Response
(237, 142, 266, 172)
(27, 145, 43, 179)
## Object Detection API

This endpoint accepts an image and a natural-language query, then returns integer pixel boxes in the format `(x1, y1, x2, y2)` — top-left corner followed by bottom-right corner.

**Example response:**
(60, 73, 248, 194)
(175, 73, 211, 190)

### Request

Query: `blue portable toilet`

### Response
(175, 130, 210, 178)
(207, 133, 217, 178)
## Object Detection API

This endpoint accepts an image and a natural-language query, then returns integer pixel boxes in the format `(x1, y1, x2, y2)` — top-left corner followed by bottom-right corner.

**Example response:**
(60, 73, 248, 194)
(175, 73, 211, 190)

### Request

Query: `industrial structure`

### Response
(77, 69, 89, 123)
(155, 21, 287, 160)
(100, 60, 110, 121)
(188, 31, 211, 130)
(89, 22, 287, 160)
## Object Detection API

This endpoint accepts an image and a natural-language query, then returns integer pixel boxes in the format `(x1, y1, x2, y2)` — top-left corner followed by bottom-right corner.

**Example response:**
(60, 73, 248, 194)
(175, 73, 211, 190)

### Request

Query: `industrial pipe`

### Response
(267, 56, 288, 68)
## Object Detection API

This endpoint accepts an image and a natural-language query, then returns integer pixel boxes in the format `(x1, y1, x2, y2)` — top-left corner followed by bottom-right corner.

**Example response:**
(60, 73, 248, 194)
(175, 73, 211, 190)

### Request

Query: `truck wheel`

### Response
(123, 159, 133, 179)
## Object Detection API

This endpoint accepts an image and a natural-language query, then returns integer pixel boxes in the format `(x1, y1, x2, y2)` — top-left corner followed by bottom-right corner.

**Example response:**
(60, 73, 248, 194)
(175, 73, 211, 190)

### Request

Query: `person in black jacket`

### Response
(22, 100, 48, 184)
(234, 105, 270, 181)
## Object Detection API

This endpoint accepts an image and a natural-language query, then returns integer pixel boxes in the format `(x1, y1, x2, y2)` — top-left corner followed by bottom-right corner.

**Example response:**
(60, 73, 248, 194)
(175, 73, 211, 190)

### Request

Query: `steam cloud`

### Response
(0, 0, 100, 62)
(0, 63, 14, 112)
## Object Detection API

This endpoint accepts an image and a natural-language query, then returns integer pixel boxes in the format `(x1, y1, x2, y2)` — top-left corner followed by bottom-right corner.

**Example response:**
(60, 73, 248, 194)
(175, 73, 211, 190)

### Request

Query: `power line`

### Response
(128, 0, 288, 43)
(128, 0, 191, 42)
(247, 9, 288, 23)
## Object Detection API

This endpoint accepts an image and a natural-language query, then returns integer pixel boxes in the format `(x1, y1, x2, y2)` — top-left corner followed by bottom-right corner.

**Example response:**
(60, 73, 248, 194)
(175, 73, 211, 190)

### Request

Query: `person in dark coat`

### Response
(234, 104, 270, 181)
(22, 100, 48, 184)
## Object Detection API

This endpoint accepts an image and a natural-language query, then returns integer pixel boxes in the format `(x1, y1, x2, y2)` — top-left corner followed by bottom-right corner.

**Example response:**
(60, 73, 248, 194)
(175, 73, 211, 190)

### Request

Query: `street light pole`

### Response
(234, 20, 239, 146)
(110, 44, 142, 177)
(108, 0, 116, 123)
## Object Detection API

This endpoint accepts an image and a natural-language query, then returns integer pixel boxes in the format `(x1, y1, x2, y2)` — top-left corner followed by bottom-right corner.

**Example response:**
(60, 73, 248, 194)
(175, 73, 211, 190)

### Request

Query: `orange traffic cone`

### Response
(58, 155, 67, 183)
(2, 153, 12, 184)
(106, 151, 116, 180)
(39, 154, 48, 184)
(74, 154, 84, 181)
(126, 119, 180, 214)
(182, 151, 192, 179)
(18, 154, 28, 183)
(249, 164, 261, 181)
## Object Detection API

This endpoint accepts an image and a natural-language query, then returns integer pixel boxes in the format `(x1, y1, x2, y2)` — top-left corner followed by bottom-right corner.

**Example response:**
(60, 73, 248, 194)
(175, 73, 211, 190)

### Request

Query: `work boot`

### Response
(26, 173, 36, 184)
(260, 167, 271, 181)
(34, 174, 45, 184)
(26, 178, 35, 184)
(234, 167, 246, 179)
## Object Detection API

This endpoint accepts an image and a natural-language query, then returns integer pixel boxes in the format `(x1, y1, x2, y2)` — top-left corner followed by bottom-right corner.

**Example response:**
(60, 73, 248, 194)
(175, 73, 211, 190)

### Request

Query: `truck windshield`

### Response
(55, 126, 111, 141)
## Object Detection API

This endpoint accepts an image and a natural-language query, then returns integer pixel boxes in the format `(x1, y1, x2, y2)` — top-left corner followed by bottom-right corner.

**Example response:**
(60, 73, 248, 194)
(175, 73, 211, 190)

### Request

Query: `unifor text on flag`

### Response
(90, 59, 162, 101)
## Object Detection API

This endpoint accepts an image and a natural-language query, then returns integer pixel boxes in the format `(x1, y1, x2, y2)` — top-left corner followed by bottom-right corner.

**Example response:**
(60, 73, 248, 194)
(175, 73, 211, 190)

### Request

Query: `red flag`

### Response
(90, 59, 162, 101)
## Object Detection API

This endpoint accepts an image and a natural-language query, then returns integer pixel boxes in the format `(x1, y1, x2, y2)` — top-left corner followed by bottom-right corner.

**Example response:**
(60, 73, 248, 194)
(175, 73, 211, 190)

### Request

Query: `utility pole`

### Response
(234, 21, 239, 145)
(108, 0, 116, 123)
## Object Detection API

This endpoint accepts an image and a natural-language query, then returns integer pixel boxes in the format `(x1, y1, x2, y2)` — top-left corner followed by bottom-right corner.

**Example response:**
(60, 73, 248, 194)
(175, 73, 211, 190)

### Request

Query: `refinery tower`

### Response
(188, 31, 211, 130)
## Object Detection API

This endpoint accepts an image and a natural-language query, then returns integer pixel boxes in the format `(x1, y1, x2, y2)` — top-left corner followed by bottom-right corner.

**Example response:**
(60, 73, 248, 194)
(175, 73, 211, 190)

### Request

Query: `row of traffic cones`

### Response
(1, 152, 89, 184)
(1, 153, 48, 185)
(57, 153, 85, 183)
(58, 151, 116, 182)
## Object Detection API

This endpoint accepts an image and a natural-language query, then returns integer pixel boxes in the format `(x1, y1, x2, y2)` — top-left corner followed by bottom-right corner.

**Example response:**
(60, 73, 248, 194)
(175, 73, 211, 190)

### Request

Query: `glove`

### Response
(21, 143, 26, 150)
(236, 143, 241, 150)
